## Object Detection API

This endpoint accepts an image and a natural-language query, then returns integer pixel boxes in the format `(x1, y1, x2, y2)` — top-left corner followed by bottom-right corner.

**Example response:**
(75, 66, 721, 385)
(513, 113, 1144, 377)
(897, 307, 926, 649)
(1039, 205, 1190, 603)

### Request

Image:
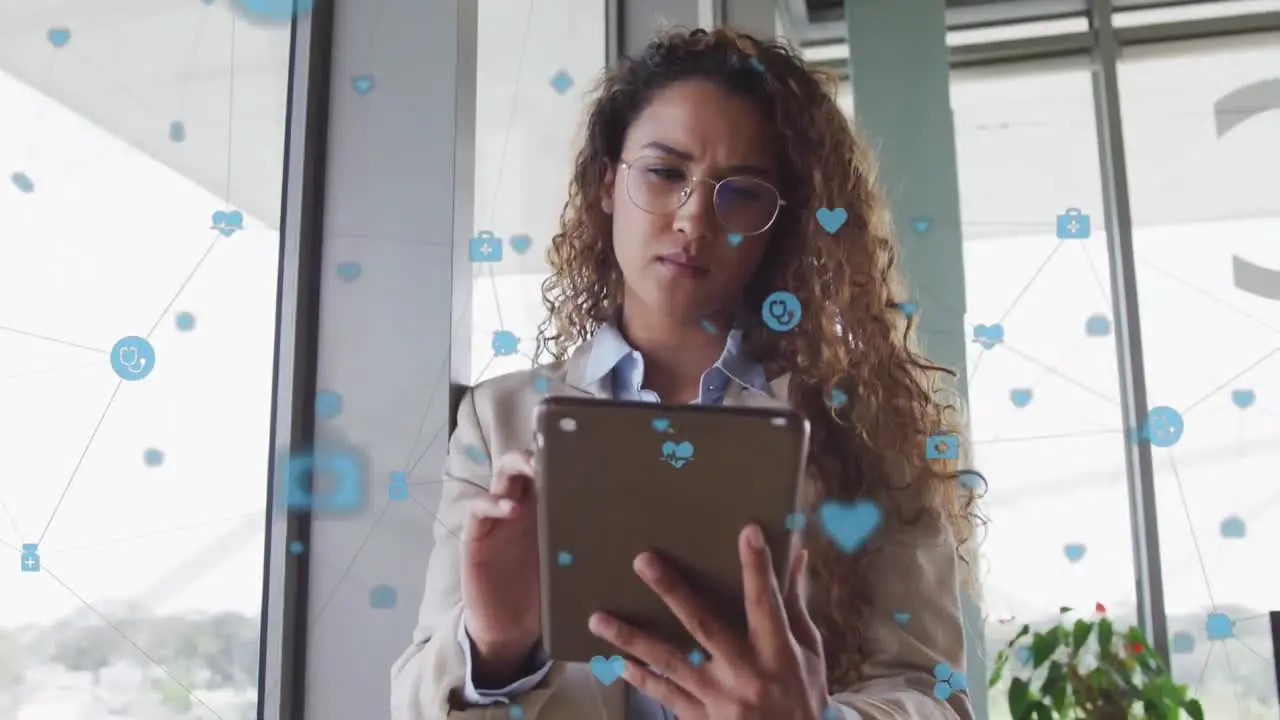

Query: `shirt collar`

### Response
(581, 322, 769, 395)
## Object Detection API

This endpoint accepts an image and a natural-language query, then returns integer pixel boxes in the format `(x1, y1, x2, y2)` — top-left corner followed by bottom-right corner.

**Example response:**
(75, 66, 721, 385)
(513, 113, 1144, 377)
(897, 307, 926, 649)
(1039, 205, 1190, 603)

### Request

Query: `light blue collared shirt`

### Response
(458, 323, 769, 719)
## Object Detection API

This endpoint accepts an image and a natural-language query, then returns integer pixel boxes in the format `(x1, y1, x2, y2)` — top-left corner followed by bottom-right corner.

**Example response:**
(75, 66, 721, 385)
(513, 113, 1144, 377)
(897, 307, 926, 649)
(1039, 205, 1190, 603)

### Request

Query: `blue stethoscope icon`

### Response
(762, 291, 802, 332)
(110, 336, 156, 381)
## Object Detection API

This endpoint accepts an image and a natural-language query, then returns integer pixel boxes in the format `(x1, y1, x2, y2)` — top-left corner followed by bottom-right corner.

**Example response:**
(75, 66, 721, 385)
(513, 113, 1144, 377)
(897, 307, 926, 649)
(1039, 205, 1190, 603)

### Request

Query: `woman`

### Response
(392, 27, 980, 720)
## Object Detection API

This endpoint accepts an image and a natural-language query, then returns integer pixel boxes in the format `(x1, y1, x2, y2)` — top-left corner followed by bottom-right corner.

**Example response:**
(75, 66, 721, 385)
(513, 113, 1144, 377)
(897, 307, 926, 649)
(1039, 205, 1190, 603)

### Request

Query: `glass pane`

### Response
(1114, 0, 1280, 28)
(0, 5, 290, 718)
(1119, 32, 1280, 719)
(471, 0, 607, 383)
(951, 57, 1137, 719)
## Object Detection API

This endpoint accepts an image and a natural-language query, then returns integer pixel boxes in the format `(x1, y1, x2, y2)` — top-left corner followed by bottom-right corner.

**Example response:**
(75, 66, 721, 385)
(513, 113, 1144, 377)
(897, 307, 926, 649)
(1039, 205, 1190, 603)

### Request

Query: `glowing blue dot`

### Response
(336, 261, 362, 282)
(315, 390, 343, 421)
(1220, 515, 1246, 539)
(143, 448, 165, 467)
(1205, 612, 1234, 641)
(370, 584, 397, 609)
(168, 120, 186, 143)
(175, 312, 196, 331)
(1085, 313, 1112, 338)
(288, 540, 305, 555)
(508, 705, 525, 720)
(10, 172, 34, 193)
(549, 70, 574, 95)
(687, 648, 706, 667)
(556, 550, 574, 567)
(230, 0, 314, 23)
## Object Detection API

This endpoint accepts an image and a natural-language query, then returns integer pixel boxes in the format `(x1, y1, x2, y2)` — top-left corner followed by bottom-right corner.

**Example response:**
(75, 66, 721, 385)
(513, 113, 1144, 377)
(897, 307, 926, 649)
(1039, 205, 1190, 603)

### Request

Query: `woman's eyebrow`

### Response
(639, 141, 770, 176)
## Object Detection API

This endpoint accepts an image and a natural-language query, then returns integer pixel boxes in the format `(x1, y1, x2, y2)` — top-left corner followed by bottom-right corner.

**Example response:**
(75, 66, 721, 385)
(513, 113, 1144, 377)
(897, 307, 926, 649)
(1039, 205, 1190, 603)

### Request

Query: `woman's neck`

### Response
(618, 303, 732, 404)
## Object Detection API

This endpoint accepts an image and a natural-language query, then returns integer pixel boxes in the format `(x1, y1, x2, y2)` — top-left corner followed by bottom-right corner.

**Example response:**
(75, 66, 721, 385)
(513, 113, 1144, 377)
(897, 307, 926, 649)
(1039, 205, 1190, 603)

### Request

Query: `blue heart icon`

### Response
(892, 611, 911, 625)
(1063, 543, 1086, 563)
(651, 417, 672, 433)
(47, 27, 71, 48)
(211, 209, 245, 235)
(815, 207, 848, 234)
(351, 75, 375, 95)
(971, 323, 1004, 350)
(1230, 389, 1255, 409)
(661, 440, 695, 468)
(549, 70, 574, 95)
(818, 500, 882, 553)
(910, 216, 932, 235)
(827, 388, 848, 408)
(727, 232, 745, 247)
(589, 655, 625, 685)
(336, 261, 362, 282)
(509, 234, 532, 255)
(1009, 388, 1033, 408)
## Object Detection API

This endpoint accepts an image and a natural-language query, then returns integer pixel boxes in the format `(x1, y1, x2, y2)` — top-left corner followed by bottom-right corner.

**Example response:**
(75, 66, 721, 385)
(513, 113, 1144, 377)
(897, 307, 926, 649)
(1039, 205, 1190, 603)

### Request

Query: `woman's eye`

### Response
(647, 167, 686, 182)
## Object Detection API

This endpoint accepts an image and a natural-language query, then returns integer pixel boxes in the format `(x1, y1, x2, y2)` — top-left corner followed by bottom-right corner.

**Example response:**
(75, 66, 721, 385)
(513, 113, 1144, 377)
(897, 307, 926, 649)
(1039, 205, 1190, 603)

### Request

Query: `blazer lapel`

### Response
(558, 334, 611, 398)
(724, 372, 792, 409)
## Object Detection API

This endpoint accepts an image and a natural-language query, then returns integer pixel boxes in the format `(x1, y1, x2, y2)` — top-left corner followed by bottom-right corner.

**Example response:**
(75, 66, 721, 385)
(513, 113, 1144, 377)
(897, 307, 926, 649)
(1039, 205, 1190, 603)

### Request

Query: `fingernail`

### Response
(634, 552, 659, 580)
(747, 524, 765, 549)
(496, 498, 515, 513)
(588, 613, 613, 634)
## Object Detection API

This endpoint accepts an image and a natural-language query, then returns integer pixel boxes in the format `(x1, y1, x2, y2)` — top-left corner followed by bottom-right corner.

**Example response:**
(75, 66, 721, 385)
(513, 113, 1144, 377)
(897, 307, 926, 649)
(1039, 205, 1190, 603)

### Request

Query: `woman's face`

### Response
(605, 79, 779, 325)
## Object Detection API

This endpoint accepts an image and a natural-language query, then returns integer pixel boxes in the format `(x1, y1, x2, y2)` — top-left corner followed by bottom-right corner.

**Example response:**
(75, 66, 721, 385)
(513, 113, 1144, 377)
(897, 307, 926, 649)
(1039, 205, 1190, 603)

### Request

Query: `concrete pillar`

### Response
(843, 1, 987, 716)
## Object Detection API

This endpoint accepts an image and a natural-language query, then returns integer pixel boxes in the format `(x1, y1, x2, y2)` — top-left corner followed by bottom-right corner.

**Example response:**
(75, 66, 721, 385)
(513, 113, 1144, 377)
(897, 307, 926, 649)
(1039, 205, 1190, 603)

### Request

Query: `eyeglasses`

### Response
(619, 156, 785, 236)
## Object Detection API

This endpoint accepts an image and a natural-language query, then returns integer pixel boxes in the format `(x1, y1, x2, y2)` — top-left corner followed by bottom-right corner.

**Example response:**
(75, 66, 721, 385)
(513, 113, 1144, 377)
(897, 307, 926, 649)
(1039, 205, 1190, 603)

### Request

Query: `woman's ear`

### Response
(601, 164, 616, 214)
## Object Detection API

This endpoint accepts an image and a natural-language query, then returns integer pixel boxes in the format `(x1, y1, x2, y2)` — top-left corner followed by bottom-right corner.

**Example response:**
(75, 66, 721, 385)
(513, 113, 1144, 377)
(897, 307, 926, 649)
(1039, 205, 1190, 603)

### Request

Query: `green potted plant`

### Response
(988, 608, 1205, 719)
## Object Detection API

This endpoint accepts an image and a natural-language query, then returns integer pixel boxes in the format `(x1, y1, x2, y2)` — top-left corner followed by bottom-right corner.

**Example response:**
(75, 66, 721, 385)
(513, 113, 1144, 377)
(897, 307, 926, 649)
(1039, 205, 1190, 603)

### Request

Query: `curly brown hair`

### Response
(534, 26, 983, 689)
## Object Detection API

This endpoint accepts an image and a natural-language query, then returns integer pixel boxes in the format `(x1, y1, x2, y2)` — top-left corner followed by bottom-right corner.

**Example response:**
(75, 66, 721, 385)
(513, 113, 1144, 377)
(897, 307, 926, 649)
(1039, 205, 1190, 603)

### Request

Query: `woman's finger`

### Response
(739, 525, 794, 670)
(619, 659, 705, 719)
(783, 549, 822, 656)
(490, 450, 535, 496)
(632, 552, 750, 668)
(588, 612, 716, 700)
(462, 494, 517, 541)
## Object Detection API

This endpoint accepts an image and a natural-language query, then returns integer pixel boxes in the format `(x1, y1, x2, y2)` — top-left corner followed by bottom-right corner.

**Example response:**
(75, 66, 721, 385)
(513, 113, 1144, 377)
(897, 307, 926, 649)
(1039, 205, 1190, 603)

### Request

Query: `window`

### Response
(950, 57, 1137, 719)
(1118, 32, 1280, 719)
(470, 0, 607, 383)
(0, 4, 289, 718)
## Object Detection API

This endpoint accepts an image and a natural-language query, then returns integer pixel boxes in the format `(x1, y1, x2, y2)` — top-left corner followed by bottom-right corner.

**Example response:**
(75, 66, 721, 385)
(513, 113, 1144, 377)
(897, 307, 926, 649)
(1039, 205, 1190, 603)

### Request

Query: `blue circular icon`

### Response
(110, 336, 156, 381)
(1144, 406, 1184, 448)
(761, 291, 802, 332)
(175, 312, 196, 331)
(143, 448, 165, 467)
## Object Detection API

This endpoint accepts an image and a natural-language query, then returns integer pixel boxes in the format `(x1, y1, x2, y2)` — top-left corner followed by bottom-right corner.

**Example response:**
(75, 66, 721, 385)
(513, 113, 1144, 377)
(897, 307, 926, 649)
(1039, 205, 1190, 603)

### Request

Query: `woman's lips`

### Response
(656, 254, 709, 278)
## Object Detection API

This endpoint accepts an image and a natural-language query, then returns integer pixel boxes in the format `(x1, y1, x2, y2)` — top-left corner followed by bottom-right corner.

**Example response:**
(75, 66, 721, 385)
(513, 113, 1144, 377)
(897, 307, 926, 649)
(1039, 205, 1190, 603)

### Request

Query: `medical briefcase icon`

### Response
(20, 543, 40, 573)
(1056, 208, 1091, 240)
(468, 230, 503, 263)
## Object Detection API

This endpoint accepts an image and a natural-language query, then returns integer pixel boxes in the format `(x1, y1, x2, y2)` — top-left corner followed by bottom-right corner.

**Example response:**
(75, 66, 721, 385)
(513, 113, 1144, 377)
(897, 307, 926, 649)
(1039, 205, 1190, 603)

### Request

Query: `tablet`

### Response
(533, 395, 810, 664)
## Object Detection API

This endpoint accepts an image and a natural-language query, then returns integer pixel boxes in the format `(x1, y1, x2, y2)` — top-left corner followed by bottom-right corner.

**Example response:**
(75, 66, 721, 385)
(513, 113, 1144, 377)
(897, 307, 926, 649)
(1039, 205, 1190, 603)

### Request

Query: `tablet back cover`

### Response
(535, 396, 809, 664)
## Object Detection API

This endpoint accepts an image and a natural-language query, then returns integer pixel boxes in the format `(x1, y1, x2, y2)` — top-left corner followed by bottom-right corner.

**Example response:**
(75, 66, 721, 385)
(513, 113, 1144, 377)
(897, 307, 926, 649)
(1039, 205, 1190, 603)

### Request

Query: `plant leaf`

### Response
(1031, 629, 1061, 668)
(990, 649, 1009, 688)
(1184, 698, 1205, 720)
(1009, 677, 1032, 718)
(1071, 618, 1093, 656)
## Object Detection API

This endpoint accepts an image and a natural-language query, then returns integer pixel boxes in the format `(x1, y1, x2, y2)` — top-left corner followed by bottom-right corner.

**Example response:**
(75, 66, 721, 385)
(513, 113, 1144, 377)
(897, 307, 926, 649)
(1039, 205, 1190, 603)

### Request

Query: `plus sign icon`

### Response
(20, 543, 40, 573)
(1055, 207, 1092, 240)
(468, 230, 504, 264)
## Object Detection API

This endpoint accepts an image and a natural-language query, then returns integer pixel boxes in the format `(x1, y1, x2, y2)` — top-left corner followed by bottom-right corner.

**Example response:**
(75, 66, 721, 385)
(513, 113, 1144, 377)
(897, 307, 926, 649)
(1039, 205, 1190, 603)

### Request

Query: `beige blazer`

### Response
(390, 335, 975, 720)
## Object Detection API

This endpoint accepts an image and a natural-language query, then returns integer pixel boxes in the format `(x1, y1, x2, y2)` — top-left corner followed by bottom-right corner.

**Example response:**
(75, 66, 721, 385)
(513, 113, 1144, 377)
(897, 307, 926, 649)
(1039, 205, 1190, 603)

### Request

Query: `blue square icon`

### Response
(469, 231, 503, 263)
(1055, 208, 1091, 240)
(285, 449, 365, 514)
(926, 434, 959, 460)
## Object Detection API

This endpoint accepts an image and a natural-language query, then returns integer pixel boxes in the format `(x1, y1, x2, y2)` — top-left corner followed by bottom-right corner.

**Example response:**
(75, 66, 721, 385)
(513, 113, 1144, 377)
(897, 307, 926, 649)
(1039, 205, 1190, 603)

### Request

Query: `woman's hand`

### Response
(588, 525, 832, 720)
(460, 450, 542, 685)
